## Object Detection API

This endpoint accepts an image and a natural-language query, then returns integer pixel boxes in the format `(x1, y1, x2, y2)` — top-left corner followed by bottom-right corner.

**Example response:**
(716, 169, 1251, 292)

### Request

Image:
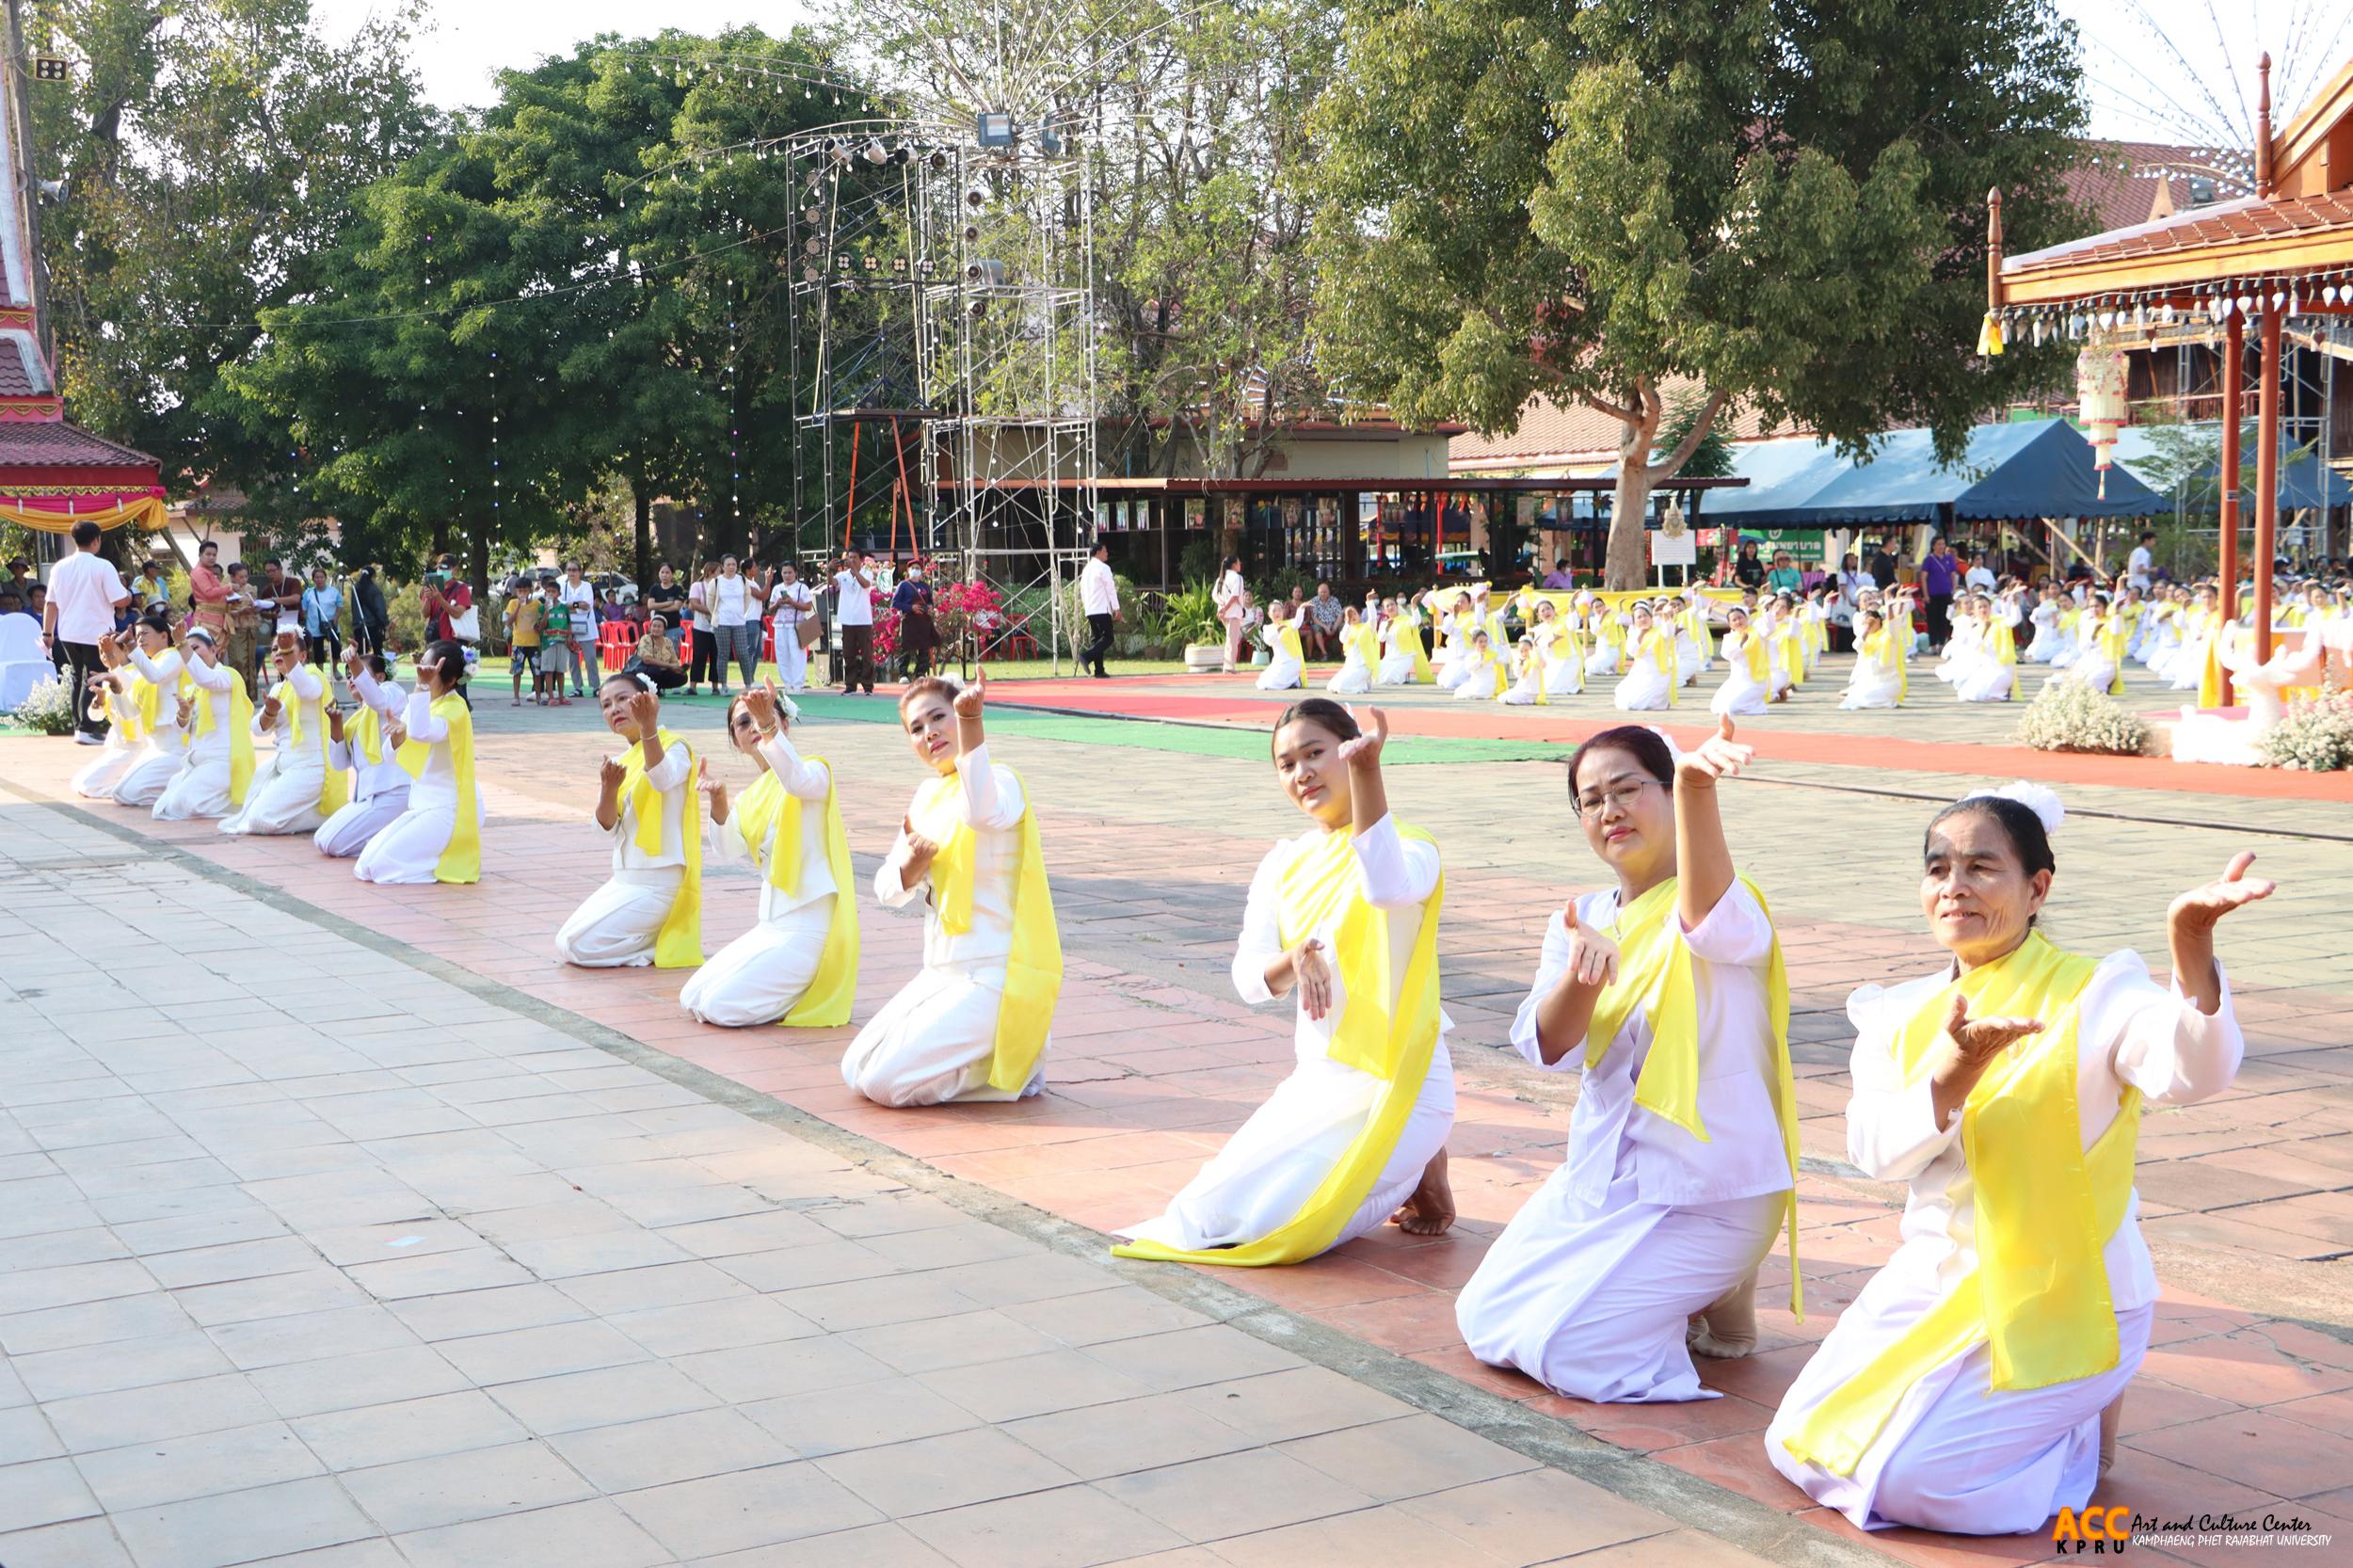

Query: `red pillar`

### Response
(2255, 308, 2281, 660)
(2219, 315, 2243, 703)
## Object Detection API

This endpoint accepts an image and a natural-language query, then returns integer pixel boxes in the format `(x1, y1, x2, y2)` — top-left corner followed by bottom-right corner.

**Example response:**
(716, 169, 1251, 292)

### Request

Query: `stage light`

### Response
(976, 112, 1015, 148)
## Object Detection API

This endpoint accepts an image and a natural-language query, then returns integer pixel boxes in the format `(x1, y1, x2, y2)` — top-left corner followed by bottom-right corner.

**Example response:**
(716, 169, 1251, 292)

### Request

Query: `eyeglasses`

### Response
(1575, 778, 1655, 818)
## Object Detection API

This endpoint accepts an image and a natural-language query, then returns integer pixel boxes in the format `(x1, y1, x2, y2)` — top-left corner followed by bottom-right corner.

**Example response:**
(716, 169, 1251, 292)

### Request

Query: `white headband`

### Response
(1958, 780, 2065, 835)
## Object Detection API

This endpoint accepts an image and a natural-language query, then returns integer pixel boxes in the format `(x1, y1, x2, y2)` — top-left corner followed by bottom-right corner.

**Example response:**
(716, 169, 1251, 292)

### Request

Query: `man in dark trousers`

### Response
(1918, 536, 1961, 649)
(1077, 540, 1119, 678)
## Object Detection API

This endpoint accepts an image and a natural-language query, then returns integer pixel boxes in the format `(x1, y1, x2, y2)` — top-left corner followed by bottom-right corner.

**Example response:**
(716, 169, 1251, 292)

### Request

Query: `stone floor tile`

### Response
(0, 1456, 101, 1533)
(344, 1247, 538, 1301)
(172, 1269, 370, 1327)
(607, 1294, 823, 1358)
(338, 1439, 595, 1533)
(488, 1363, 725, 1436)
(1083, 1327, 1307, 1394)
(392, 1498, 673, 1568)
(554, 1260, 753, 1316)
(674, 1336, 899, 1403)
(918, 1348, 1157, 1424)
(0, 1293, 196, 1360)
(1003, 1392, 1259, 1481)
(292, 1390, 530, 1472)
(1211, 1506, 1503, 1568)
(1096, 1449, 1377, 1542)
(817, 1427, 1080, 1517)
(248, 1345, 472, 1421)
(12, 1332, 232, 1402)
(73, 1420, 323, 1512)
(615, 1462, 883, 1559)
(107, 1475, 374, 1568)
(434, 1319, 651, 1384)
(1273, 1413, 1538, 1504)
(744, 1377, 983, 1460)
(548, 1406, 794, 1492)
(844, 1309, 1069, 1377)
(41, 1374, 277, 1454)
(901, 1482, 1188, 1568)
(1394, 1470, 1674, 1564)
(0, 1516, 136, 1568)
(687, 1519, 957, 1568)
(385, 1281, 593, 1341)
(1000, 1287, 1216, 1348)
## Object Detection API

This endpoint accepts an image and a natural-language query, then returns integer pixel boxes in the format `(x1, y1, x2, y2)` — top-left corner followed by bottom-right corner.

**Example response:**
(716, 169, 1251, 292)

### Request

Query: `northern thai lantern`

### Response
(2076, 345, 2131, 498)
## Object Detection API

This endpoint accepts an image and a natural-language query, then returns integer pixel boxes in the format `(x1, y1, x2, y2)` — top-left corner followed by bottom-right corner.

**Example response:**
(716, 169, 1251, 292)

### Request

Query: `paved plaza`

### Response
(3, 654, 2350, 1568)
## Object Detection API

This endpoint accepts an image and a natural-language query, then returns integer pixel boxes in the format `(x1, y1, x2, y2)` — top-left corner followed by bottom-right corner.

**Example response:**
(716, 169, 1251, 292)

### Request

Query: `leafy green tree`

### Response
(29, 0, 436, 496)
(1306, 0, 2089, 586)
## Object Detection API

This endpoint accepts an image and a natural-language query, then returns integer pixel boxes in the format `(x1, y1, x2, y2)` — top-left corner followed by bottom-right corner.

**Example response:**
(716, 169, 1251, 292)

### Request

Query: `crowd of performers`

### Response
(1241, 573, 2353, 716)
(58, 603, 2281, 1541)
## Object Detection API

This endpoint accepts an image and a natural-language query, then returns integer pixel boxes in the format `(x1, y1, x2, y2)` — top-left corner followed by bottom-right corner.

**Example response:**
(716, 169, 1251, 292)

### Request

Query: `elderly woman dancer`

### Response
(1119, 700, 1453, 1264)
(1767, 784, 2267, 1535)
(1457, 717, 1801, 1402)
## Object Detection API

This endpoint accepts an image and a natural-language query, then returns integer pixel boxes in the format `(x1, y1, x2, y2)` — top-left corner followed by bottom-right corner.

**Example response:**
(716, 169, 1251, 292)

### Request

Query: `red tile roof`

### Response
(2060, 140, 2254, 236)
(0, 419, 161, 470)
(1450, 382, 1798, 469)
(0, 334, 40, 397)
(2006, 189, 2353, 274)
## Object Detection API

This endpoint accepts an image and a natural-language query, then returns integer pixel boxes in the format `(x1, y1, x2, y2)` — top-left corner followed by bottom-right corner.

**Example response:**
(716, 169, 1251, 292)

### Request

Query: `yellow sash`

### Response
(1731, 629, 1769, 683)
(133, 671, 163, 740)
(917, 764, 1061, 1092)
(1646, 629, 1679, 706)
(1517, 623, 1555, 705)
(1685, 600, 1715, 663)
(187, 664, 256, 806)
(1272, 621, 1304, 668)
(350, 703, 387, 767)
(1343, 621, 1381, 672)
(273, 679, 348, 820)
(393, 693, 481, 883)
(1583, 873, 1802, 1314)
(1401, 613, 1433, 683)
(2199, 614, 2227, 710)
(612, 730, 702, 968)
(1114, 823, 1445, 1267)
(729, 761, 859, 1027)
(1782, 935, 2136, 1477)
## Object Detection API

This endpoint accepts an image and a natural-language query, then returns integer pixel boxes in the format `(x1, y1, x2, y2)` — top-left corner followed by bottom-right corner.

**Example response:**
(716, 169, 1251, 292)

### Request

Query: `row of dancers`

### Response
(68, 609, 2275, 1540)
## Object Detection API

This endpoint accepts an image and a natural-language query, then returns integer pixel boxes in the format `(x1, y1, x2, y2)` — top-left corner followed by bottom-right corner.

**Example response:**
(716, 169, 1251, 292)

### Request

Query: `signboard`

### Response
(1650, 503, 1697, 568)
(1743, 527, 1829, 565)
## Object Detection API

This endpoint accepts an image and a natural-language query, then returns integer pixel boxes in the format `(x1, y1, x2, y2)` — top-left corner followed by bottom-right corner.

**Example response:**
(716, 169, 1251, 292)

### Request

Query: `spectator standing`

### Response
(40, 520, 131, 745)
(644, 565, 687, 636)
(504, 577, 543, 705)
(686, 561, 720, 695)
(1918, 536, 1961, 648)
(1865, 536, 1898, 592)
(189, 539, 230, 640)
(892, 559, 939, 678)
(557, 563, 597, 697)
(420, 569, 454, 644)
(1304, 580, 1344, 661)
(301, 567, 344, 670)
(1733, 538, 1767, 590)
(351, 568, 389, 658)
(535, 574, 573, 704)
(2127, 529, 2156, 592)
(259, 559, 302, 638)
(767, 563, 817, 691)
(1542, 557, 1575, 589)
(131, 559, 169, 611)
(1078, 541, 1119, 679)
(711, 555, 756, 693)
(833, 552, 875, 694)
(223, 562, 264, 695)
(1963, 551, 1998, 595)
(1214, 554, 1249, 673)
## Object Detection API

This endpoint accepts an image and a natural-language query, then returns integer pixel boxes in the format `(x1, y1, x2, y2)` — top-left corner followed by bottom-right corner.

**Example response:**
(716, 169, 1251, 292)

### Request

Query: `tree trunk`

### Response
(1605, 462, 1657, 590)
(429, 518, 451, 564)
(466, 527, 488, 600)
(632, 483, 652, 590)
(1599, 381, 1729, 591)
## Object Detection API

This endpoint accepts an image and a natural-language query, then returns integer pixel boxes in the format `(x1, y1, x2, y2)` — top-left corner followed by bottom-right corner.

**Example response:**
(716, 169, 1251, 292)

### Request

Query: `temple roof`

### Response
(0, 417, 159, 470)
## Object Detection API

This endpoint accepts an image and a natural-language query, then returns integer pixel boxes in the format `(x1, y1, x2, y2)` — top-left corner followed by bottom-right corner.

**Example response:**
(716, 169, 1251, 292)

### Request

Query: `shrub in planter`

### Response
(2014, 680, 2150, 756)
(2261, 692, 2353, 771)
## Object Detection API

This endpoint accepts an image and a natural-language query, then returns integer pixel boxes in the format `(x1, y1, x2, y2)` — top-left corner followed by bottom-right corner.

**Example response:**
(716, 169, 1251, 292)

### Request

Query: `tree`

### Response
(1306, 0, 2089, 586)
(29, 0, 436, 497)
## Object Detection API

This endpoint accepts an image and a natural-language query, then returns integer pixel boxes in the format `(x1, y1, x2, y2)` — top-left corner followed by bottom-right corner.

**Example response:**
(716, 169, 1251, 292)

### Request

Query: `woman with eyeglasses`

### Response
(1768, 785, 2265, 1534)
(1456, 717, 1802, 1403)
(1117, 698, 1453, 1265)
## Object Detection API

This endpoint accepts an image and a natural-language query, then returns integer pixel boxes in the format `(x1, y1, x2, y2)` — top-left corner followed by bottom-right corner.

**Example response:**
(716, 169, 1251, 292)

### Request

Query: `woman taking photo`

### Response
(842, 670, 1062, 1106)
(355, 640, 482, 885)
(1119, 699, 1453, 1264)
(680, 680, 857, 1028)
(1457, 717, 1801, 1403)
(1768, 785, 2267, 1535)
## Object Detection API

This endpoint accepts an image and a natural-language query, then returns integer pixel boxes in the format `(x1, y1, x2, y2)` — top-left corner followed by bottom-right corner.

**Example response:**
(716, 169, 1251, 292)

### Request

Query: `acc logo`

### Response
(2053, 1506, 2133, 1553)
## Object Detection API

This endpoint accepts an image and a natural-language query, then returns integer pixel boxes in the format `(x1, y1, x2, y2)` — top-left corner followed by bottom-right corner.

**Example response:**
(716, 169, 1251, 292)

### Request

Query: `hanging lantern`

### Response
(2075, 345, 2130, 500)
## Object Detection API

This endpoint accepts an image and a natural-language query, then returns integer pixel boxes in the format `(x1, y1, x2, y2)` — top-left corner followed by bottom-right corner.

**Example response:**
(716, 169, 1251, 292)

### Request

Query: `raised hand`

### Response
(952, 668, 988, 718)
(327, 706, 346, 743)
(599, 756, 627, 797)
(627, 688, 662, 738)
(1337, 705, 1388, 769)
(2168, 851, 2276, 933)
(1677, 713, 1753, 786)
(744, 680, 781, 735)
(696, 755, 728, 821)
(175, 695, 195, 728)
(1292, 937, 1335, 1021)
(1563, 905, 1621, 989)
(900, 813, 942, 886)
(344, 646, 365, 680)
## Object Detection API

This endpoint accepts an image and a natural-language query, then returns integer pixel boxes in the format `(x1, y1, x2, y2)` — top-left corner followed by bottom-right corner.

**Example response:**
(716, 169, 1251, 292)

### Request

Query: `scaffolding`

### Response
(784, 117, 1098, 670)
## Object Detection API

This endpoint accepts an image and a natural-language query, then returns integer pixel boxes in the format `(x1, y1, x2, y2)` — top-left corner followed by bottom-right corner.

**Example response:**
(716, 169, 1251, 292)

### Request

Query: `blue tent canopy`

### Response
(1707, 418, 2168, 527)
(2107, 424, 2353, 511)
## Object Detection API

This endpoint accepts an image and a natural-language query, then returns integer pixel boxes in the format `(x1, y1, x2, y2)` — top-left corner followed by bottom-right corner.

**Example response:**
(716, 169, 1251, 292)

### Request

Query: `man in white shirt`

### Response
(767, 563, 817, 691)
(40, 520, 131, 744)
(711, 554, 755, 694)
(1078, 539, 1120, 678)
(1963, 552, 1997, 594)
(833, 552, 875, 695)
(557, 562, 597, 699)
(2127, 530, 2155, 592)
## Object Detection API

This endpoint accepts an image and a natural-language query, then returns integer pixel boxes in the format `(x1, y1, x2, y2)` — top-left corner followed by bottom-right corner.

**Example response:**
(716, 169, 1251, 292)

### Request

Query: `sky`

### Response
(318, 0, 2350, 149)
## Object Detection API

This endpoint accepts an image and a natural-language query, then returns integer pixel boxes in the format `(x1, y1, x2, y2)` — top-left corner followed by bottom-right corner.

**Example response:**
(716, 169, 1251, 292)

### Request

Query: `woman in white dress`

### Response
(1612, 605, 1675, 712)
(1585, 605, 1627, 680)
(1543, 609, 1586, 698)
(222, 633, 336, 838)
(315, 650, 411, 858)
(1374, 598, 1428, 686)
(1324, 607, 1376, 696)
(2167, 587, 2219, 694)
(72, 639, 145, 800)
(1840, 611, 1906, 710)
(1768, 786, 2268, 1535)
(1953, 596, 2019, 703)
(843, 672, 1062, 1106)
(152, 626, 252, 823)
(1452, 630, 1503, 701)
(1216, 555, 1251, 674)
(1673, 595, 1708, 686)
(2022, 585, 2066, 664)
(1501, 601, 1562, 706)
(1457, 718, 1801, 1401)
(1431, 595, 1477, 690)
(1256, 601, 1305, 692)
(1118, 699, 1454, 1264)
(2050, 595, 2121, 697)
(555, 673, 702, 968)
(355, 640, 483, 886)
(1710, 607, 1771, 717)
(106, 613, 187, 809)
(681, 681, 857, 1029)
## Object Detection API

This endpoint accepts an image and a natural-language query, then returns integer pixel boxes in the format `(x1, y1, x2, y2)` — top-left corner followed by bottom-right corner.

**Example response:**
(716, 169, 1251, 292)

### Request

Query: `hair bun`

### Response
(1961, 780, 2065, 835)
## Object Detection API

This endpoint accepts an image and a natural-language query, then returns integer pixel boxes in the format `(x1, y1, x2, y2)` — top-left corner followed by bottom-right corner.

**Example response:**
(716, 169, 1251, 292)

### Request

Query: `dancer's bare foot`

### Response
(2098, 1392, 2124, 1480)
(1391, 1148, 1455, 1236)
(1686, 1267, 1761, 1359)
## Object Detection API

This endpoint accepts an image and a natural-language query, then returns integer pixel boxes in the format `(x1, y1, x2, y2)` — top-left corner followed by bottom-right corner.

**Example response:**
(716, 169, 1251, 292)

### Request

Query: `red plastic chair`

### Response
(599, 620, 641, 671)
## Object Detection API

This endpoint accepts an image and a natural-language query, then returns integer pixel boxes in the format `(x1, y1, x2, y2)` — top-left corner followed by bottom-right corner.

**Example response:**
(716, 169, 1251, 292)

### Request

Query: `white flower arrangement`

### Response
(10, 672, 77, 736)
(2259, 692, 2353, 772)
(2014, 680, 2150, 756)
